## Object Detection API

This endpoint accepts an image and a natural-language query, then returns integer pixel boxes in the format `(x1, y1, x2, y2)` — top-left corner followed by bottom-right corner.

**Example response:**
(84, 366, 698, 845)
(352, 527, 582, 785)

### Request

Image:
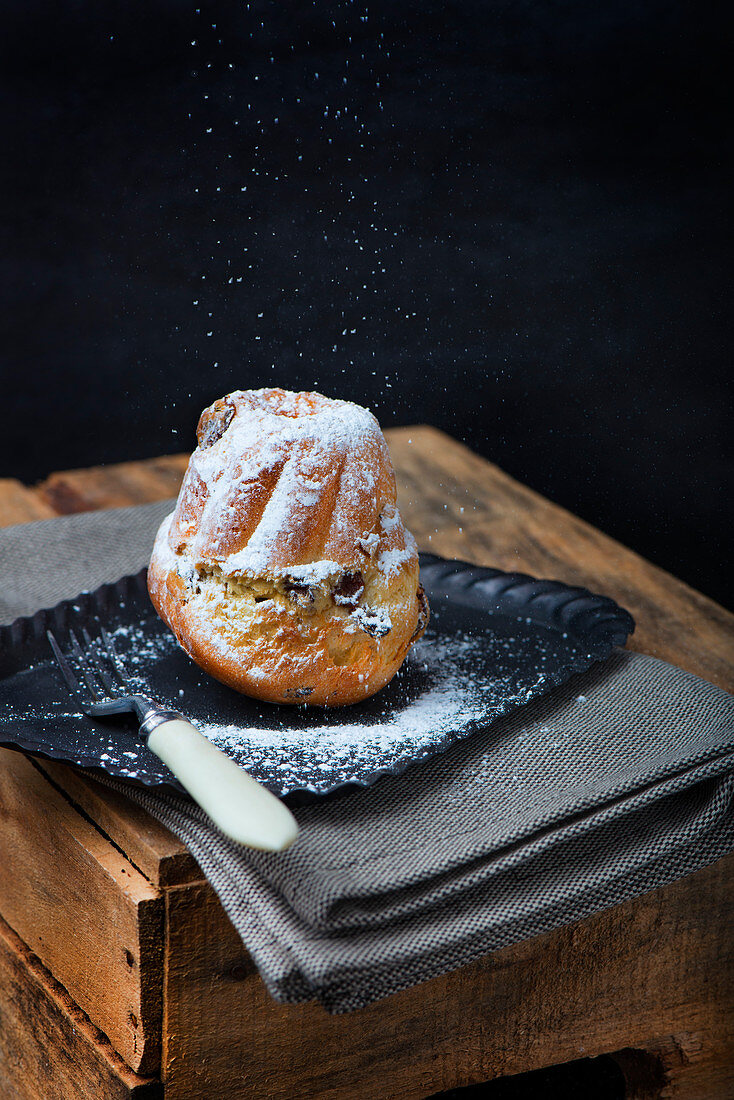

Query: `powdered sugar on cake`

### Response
(173, 388, 410, 578)
(156, 388, 417, 589)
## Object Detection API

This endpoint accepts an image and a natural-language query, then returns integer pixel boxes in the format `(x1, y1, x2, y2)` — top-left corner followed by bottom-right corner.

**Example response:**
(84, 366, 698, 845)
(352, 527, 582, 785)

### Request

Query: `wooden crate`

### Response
(1, 749, 733, 1098)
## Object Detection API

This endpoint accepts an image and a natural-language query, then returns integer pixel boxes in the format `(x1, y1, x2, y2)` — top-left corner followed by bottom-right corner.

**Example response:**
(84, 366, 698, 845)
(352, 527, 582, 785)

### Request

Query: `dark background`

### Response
(2, 0, 731, 607)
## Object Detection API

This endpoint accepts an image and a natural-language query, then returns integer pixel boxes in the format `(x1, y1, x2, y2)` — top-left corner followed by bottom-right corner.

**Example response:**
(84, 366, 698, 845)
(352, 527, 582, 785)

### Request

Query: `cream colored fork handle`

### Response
(146, 719, 298, 851)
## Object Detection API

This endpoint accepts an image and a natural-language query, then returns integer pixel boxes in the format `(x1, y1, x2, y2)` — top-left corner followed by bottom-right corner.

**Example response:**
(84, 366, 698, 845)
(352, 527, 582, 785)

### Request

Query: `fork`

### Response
(47, 626, 298, 852)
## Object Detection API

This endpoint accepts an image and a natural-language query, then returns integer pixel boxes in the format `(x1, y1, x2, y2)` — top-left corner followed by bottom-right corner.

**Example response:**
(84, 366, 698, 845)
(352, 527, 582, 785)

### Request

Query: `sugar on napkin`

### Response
(1, 506, 733, 1012)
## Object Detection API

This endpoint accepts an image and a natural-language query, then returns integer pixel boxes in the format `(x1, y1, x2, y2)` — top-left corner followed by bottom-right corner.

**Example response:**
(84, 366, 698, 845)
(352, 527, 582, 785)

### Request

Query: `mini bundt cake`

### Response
(147, 388, 429, 705)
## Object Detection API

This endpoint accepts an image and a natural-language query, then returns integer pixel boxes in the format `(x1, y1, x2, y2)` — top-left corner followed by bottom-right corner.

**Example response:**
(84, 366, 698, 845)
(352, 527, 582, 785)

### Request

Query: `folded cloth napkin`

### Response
(1, 504, 733, 1013)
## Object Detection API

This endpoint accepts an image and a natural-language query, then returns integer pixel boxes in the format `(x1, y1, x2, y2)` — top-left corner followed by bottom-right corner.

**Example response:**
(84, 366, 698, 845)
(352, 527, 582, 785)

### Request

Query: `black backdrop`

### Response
(2, 1, 731, 607)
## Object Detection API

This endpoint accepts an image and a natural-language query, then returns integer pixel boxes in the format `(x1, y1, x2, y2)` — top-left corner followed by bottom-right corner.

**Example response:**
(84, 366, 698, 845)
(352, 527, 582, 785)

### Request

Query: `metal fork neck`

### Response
(127, 695, 158, 723)
(139, 707, 187, 741)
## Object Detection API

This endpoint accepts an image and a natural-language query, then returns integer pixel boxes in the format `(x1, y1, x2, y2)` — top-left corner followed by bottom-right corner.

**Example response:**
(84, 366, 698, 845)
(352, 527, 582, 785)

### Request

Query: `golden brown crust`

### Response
(148, 389, 428, 706)
(148, 544, 426, 706)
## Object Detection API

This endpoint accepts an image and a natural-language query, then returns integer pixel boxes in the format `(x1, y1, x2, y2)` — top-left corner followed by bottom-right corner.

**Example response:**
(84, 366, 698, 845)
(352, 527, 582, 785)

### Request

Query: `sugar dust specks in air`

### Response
(179, 2, 425, 402)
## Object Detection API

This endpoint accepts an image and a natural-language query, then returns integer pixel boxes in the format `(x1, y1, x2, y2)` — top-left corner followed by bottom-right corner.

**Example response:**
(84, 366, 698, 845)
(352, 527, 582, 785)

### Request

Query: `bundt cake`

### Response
(147, 388, 429, 705)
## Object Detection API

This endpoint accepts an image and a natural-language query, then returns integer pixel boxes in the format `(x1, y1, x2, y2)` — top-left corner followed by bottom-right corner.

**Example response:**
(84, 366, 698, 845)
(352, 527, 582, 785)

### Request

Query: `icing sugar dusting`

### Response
(88, 596, 576, 796)
(199, 632, 492, 793)
(108, 616, 548, 796)
(91, 611, 563, 792)
(178, 389, 405, 577)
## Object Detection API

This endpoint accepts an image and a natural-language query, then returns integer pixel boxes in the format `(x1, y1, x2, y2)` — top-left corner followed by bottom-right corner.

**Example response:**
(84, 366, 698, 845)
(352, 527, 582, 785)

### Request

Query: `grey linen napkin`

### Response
(1, 504, 733, 1013)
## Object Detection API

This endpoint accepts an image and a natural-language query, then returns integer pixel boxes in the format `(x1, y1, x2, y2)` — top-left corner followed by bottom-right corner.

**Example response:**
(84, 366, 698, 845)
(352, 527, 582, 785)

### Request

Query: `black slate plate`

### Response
(0, 554, 634, 799)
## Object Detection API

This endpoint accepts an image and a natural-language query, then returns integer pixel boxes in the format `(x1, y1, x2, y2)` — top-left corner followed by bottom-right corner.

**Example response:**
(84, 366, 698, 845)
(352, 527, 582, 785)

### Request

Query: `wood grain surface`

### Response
(0, 750, 164, 1074)
(0, 916, 161, 1100)
(161, 858, 734, 1100)
(35, 455, 189, 515)
(38, 760, 200, 890)
(1, 427, 732, 1099)
(0, 479, 56, 526)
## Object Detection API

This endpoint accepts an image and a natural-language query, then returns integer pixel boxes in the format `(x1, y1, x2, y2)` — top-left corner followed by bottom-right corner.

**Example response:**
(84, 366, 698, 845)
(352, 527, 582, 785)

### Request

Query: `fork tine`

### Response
(81, 627, 117, 696)
(47, 630, 81, 695)
(99, 625, 130, 689)
(69, 630, 102, 700)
